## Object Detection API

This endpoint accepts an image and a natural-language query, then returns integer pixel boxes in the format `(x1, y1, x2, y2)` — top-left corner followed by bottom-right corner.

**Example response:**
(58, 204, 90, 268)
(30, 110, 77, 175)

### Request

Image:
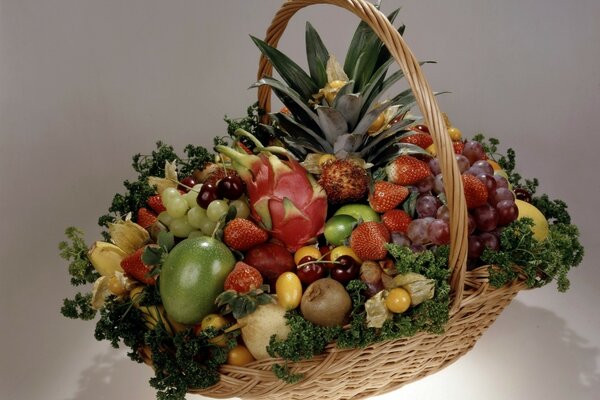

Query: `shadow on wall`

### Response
(66, 349, 157, 400)
(468, 299, 600, 398)
(67, 300, 599, 399)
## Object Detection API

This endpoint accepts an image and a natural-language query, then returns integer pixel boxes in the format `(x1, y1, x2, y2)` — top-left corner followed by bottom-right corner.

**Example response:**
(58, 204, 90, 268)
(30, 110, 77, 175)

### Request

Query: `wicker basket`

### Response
(154, 1, 529, 398)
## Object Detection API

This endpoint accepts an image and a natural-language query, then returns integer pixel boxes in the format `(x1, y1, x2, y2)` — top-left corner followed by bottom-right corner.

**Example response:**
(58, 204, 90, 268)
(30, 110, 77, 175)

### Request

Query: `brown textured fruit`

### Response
(319, 159, 369, 204)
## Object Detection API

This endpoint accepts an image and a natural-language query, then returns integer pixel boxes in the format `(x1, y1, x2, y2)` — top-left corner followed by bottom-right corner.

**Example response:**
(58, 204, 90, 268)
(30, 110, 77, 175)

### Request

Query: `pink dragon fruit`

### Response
(215, 130, 327, 252)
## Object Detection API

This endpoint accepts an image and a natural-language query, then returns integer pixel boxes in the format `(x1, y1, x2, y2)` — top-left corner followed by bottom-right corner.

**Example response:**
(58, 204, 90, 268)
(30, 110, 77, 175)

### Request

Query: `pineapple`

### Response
(252, 8, 431, 173)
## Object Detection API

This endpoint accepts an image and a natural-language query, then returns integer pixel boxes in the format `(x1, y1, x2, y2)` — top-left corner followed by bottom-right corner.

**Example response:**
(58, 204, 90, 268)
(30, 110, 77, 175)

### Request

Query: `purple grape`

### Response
(496, 199, 519, 226)
(476, 173, 497, 194)
(468, 235, 483, 259)
(479, 232, 500, 251)
(436, 205, 450, 221)
(416, 175, 435, 193)
(489, 187, 515, 207)
(472, 160, 494, 175)
(433, 174, 445, 194)
(428, 219, 450, 245)
(429, 158, 441, 175)
(468, 214, 477, 234)
(455, 154, 471, 173)
(407, 217, 434, 245)
(465, 166, 486, 177)
(473, 204, 499, 232)
(416, 195, 440, 218)
(391, 232, 411, 247)
(462, 141, 486, 164)
(494, 175, 509, 189)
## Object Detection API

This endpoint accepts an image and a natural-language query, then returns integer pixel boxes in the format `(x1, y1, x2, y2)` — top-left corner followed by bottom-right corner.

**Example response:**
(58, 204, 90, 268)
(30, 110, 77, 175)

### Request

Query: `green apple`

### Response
(334, 203, 380, 223)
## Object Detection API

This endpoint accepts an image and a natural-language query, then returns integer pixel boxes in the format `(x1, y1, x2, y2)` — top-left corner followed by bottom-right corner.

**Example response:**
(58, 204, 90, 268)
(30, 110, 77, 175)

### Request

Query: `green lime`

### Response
(324, 214, 358, 246)
(334, 204, 380, 223)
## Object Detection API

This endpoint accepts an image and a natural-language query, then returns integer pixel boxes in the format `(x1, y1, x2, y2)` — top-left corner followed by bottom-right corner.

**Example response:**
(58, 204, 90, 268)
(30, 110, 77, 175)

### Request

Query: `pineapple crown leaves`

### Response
(215, 285, 275, 319)
(251, 9, 438, 167)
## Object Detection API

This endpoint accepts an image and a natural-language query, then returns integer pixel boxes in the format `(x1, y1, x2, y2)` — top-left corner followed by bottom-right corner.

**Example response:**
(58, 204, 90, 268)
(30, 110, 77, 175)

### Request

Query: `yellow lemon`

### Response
(515, 199, 549, 241)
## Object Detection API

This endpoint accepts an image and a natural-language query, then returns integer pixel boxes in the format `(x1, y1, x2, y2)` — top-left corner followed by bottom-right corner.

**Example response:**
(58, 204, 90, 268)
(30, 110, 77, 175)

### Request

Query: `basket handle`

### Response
(257, 0, 468, 312)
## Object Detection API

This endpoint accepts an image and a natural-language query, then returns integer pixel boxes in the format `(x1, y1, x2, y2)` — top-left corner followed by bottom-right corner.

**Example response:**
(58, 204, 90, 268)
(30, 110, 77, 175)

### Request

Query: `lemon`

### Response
(515, 199, 549, 241)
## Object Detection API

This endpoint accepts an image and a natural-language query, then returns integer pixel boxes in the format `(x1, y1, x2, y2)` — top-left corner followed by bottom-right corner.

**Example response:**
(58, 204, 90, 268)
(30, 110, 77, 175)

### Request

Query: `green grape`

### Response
(199, 218, 218, 236)
(230, 198, 251, 219)
(188, 230, 205, 239)
(184, 189, 199, 209)
(187, 206, 207, 229)
(161, 187, 180, 207)
(157, 211, 174, 227)
(206, 200, 229, 222)
(166, 196, 189, 218)
(170, 217, 195, 238)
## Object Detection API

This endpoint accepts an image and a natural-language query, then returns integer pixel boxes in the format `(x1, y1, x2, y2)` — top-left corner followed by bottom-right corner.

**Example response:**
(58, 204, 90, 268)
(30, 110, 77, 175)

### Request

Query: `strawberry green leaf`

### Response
(142, 246, 162, 266)
(157, 231, 174, 251)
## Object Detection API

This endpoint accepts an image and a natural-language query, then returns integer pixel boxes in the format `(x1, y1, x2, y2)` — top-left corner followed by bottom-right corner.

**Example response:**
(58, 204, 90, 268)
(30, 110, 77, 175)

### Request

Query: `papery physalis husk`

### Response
(313, 56, 349, 105)
(367, 105, 403, 137)
(393, 273, 435, 306)
(91, 271, 135, 309)
(365, 290, 392, 329)
(87, 241, 126, 276)
(108, 218, 150, 254)
(148, 160, 178, 195)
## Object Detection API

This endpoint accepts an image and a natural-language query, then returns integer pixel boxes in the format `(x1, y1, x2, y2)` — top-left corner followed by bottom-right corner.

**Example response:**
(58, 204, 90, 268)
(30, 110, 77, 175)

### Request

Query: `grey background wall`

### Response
(1, 1, 598, 399)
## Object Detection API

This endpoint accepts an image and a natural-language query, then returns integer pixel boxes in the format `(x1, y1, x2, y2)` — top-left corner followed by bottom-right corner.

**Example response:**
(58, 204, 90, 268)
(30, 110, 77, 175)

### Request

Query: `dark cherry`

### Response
(217, 175, 244, 200)
(178, 176, 197, 193)
(196, 183, 220, 208)
(331, 255, 360, 285)
(513, 187, 532, 203)
(296, 260, 324, 285)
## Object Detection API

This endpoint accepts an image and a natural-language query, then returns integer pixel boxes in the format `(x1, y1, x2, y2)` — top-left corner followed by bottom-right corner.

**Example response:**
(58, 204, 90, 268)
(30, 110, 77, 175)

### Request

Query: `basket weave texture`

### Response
(150, 1, 528, 398)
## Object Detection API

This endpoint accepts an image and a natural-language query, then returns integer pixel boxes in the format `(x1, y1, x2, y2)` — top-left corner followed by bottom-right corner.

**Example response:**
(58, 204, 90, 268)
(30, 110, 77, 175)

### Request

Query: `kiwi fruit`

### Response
(300, 278, 352, 327)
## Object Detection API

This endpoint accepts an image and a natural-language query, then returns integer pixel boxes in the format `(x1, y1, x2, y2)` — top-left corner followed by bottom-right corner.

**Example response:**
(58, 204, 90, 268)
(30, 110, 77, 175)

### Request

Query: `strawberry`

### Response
(462, 174, 489, 209)
(386, 155, 432, 186)
(223, 218, 269, 251)
(382, 209, 412, 234)
(453, 141, 465, 155)
(223, 261, 264, 293)
(137, 207, 157, 229)
(399, 133, 434, 149)
(120, 247, 156, 285)
(368, 181, 409, 213)
(147, 195, 166, 214)
(350, 221, 391, 261)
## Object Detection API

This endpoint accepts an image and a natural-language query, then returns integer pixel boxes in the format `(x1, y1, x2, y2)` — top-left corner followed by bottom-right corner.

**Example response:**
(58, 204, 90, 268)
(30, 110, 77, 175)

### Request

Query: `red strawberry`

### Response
(399, 133, 434, 149)
(350, 222, 391, 261)
(368, 181, 409, 213)
(120, 247, 156, 285)
(223, 261, 264, 293)
(382, 209, 412, 234)
(453, 141, 465, 155)
(386, 155, 432, 186)
(147, 195, 166, 214)
(223, 218, 269, 251)
(137, 207, 157, 229)
(462, 174, 489, 209)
